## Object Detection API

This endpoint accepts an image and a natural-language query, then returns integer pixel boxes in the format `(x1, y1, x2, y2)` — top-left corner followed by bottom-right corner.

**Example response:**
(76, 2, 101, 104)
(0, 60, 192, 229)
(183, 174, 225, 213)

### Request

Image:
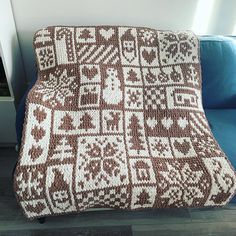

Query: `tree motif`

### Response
(134, 189, 151, 206)
(78, 113, 95, 131)
(128, 114, 145, 153)
(127, 69, 139, 83)
(50, 137, 73, 161)
(79, 29, 94, 41)
(58, 113, 76, 132)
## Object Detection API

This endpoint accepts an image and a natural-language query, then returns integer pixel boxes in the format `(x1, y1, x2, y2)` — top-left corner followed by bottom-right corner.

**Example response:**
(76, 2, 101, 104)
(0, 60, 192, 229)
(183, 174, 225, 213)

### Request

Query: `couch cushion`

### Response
(200, 36, 236, 108)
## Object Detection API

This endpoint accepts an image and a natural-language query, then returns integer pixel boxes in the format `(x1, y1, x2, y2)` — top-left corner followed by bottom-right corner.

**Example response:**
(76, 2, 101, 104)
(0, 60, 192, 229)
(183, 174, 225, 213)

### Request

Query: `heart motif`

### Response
(33, 107, 47, 124)
(25, 202, 46, 214)
(142, 49, 156, 64)
(28, 145, 43, 161)
(82, 66, 98, 80)
(161, 117, 173, 130)
(174, 139, 191, 155)
(177, 117, 189, 130)
(31, 126, 46, 142)
(99, 28, 115, 40)
(146, 117, 158, 130)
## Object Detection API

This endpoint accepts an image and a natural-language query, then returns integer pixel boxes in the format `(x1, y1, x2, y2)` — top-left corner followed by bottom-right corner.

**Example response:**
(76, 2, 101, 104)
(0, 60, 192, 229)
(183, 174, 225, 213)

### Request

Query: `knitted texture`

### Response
(14, 26, 236, 219)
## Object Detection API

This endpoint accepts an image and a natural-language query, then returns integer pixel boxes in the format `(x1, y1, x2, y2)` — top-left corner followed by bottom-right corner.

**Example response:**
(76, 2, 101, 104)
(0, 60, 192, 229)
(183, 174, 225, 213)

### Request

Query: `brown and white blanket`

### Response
(14, 26, 236, 219)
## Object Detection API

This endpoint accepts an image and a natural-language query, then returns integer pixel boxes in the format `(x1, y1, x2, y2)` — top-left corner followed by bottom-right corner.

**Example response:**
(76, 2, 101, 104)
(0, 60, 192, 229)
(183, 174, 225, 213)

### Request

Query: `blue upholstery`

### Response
(200, 36, 236, 108)
(200, 36, 236, 202)
(15, 36, 236, 203)
(15, 76, 37, 144)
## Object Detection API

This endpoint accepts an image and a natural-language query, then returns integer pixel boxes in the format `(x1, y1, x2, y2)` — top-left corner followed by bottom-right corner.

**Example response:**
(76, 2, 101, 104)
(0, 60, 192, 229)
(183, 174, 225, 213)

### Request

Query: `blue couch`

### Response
(201, 36, 236, 203)
(15, 36, 236, 203)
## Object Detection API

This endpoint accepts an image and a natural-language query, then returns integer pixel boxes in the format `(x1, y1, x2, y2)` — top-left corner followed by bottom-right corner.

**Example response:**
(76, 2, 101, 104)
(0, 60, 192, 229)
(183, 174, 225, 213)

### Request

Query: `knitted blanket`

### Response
(14, 26, 236, 219)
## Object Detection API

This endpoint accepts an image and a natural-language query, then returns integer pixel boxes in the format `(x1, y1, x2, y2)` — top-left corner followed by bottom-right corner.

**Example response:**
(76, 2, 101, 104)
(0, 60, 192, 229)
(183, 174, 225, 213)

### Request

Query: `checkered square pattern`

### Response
(144, 87, 166, 110)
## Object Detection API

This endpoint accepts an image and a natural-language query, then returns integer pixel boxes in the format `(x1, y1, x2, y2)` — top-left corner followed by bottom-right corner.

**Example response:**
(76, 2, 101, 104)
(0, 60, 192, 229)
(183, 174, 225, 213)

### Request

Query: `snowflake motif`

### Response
(151, 140, 169, 155)
(38, 47, 54, 68)
(16, 168, 43, 199)
(159, 162, 204, 206)
(83, 138, 124, 185)
(35, 69, 78, 107)
(139, 29, 157, 45)
(127, 89, 142, 107)
(160, 33, 196, 62)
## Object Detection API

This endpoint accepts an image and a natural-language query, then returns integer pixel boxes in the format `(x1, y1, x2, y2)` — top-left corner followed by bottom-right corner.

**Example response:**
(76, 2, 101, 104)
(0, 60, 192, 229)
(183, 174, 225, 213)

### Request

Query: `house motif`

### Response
(80, 86, 99, 106)
(133, 160, 151, 182)
(173, 88, 199, 108)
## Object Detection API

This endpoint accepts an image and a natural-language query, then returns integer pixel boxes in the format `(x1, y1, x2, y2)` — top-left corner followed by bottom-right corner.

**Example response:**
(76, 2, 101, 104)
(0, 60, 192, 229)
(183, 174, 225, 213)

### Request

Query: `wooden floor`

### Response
(1, 147, 236, 236)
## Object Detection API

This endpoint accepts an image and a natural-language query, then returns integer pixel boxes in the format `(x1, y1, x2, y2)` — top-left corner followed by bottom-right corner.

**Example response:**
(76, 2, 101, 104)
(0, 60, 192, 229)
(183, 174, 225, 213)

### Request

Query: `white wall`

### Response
(0, 0, 26, 106)
(10, 0, 236, 83)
